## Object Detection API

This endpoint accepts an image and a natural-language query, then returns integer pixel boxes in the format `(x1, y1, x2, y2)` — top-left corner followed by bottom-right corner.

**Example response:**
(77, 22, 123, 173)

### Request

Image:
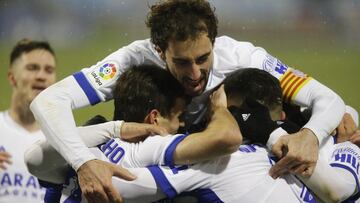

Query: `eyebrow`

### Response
(172, 51, 211, 62)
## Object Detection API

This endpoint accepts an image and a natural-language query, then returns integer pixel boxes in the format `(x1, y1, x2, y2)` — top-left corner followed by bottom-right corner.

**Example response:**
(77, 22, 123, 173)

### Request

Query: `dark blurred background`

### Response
(1, 0, 359, 124)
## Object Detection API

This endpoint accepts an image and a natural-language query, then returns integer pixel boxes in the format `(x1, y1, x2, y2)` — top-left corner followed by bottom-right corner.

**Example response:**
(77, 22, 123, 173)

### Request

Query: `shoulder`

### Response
(214, 35, 256, 51)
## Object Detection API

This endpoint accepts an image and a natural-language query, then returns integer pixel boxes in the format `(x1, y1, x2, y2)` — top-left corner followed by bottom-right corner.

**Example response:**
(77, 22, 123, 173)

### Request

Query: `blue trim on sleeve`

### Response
(195, 188, 223, 203)
(147, 165, 178, 198)
(72, 71, 101, 105)
(330, 163, 360, 201)
(164, 135, 186, 167)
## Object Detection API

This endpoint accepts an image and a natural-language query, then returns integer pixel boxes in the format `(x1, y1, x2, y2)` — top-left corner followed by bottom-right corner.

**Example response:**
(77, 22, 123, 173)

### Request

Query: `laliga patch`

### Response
(262, 54, 288, 76)
(88, 61, 119, 88)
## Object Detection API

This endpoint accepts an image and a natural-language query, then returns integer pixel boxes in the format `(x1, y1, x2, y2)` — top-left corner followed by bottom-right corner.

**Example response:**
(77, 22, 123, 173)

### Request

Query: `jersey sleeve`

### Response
(131, 134, 187, 167)
(147, 165, 211, 199)
(30, 39, 164, 171)
(330, 142, 360, 192)
(247, 42, 345, 145)
(72, 39, 164, 104)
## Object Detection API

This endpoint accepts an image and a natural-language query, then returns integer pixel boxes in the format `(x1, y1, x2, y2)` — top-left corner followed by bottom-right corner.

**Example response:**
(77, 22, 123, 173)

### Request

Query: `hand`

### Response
(77, 159, 136, 203)
(0, 151, 12, 170)
(336, 113, 357, 143)
(270, 128, 318, 178)
(350, 130, 360, 146)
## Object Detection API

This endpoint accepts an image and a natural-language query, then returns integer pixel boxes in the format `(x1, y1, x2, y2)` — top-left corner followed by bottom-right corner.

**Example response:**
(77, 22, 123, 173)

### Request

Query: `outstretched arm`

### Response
(172, 85, 242, 166)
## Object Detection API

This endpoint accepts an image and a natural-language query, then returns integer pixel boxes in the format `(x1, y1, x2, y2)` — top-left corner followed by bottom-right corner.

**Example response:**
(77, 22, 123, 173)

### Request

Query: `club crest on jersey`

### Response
(88, 61, 119, 88)
(262, 54, 288, 76)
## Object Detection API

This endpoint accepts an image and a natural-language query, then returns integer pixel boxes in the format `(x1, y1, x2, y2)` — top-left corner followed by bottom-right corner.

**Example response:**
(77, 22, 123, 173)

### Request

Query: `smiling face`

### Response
(8, 49, 56, 103)
(160, 32, 213, 97)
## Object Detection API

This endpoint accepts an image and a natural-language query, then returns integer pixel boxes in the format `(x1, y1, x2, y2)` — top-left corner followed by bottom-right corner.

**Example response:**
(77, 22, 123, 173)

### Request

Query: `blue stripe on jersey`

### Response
(196, 189, 223, 203)
(73, 71, 101, 105)
(330, 163, 360, 201)
(164, 135, 186, 167)
(39, 180, 63, 203)
(147, 165, 178, 198)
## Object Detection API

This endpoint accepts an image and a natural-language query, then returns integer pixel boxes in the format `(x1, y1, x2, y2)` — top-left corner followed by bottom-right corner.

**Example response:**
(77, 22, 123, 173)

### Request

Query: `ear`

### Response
(155, 46, 166, 61)
(144, 109, 161, 125)
(280, 110, 286, 120)
(7, 69, 17, 87)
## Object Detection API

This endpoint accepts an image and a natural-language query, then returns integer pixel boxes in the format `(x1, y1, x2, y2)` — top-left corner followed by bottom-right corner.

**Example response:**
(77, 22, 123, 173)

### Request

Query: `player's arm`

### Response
(299, 154, 357, 203)
(30, 40, 157, 203)
(168, 86, 242, 166)
(249, 49, 345, 177)
(25, 119, 168, 183)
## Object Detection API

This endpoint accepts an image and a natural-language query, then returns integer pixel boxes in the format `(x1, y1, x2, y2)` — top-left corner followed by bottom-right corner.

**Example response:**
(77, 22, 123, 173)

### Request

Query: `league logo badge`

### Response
(99, 63, 117, 80)
(87, 61, 119, 88)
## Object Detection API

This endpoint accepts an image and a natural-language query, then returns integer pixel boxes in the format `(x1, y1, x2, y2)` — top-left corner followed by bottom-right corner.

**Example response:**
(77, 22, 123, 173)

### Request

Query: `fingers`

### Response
(111, 165, 137, 181)
(343, 113, 357, 134)
(83, 184, 109, 203)
(271, 138, 287, 159)
(0, 152, 12, 170)
(103, 182, 123, 203)
(77, 160, 124, 203)
(350, 130, 360, 146)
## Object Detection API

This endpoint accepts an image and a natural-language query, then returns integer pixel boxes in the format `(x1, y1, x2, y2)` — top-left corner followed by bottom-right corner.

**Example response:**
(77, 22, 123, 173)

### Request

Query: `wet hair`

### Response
(224, 68, 283, 111)
(10, 38, 55, 66)
(113, 65, 187, 122)
(146, 0, 218, 51)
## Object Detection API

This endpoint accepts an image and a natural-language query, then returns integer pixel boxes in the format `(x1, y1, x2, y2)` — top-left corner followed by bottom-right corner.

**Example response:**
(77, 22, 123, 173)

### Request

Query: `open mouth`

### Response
(32, 85, 46, 92)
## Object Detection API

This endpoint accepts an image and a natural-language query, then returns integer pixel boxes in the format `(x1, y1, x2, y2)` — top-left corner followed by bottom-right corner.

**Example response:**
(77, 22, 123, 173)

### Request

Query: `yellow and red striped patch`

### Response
(280, 68, 312, 103)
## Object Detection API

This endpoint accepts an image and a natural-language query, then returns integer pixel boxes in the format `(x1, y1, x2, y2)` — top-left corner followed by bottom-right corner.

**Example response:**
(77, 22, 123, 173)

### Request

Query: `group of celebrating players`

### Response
(1, 0, 360, 202)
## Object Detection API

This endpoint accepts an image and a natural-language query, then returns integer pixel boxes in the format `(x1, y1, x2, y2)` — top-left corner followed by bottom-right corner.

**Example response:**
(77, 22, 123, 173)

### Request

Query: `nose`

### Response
(35, 69, 48, 81)
(188, 63, 202, 81)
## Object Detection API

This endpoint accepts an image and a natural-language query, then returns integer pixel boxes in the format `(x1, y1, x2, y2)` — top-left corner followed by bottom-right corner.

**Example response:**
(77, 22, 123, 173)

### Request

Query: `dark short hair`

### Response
(113, 65, 187, 122)
(146, 0, 218, 51)
(10, 38, 55, 66)
(224, 68, 283, 110)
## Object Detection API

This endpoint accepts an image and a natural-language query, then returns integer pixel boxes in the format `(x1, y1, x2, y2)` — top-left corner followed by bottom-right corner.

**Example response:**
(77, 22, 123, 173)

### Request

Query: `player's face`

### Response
(157, 98, 186, 134)
(162, 32, 213, 97)
(9, 49, 56, 102)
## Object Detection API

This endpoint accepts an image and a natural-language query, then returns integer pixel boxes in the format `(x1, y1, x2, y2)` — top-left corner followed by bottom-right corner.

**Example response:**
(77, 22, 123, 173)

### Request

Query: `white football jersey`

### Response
(0, 111, 46, 203)
(148, 145, 307, 203)
(148, 139, 360, 203)
(73, 36, 309, 105)
(44, 134, 186, 203)
(31, 35, 344, 171)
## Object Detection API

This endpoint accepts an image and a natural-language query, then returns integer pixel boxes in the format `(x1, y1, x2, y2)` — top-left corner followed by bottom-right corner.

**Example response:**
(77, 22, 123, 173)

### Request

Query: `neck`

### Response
(9, 93, 39, 132)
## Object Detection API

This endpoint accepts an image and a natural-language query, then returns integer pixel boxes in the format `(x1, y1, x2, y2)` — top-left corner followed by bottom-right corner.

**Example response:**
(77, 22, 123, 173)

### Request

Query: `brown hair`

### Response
(146, 0, 218, 51)
(10, 38, 55, 66)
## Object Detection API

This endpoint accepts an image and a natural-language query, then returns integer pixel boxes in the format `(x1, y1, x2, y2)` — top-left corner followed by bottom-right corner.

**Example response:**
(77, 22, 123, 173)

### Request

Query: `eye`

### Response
(45, 66, 55, 74)
(196, 56, 208, 65)
(26, 64, 39, 71)
(175, 60, 190, 66)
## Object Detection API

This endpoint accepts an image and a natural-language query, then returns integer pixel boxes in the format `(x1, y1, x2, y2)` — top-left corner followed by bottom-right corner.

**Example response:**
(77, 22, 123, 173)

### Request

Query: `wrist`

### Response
(267, 127, 288, 150)
(76, 158, 98, 172)
(115, 120, 125, 138)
